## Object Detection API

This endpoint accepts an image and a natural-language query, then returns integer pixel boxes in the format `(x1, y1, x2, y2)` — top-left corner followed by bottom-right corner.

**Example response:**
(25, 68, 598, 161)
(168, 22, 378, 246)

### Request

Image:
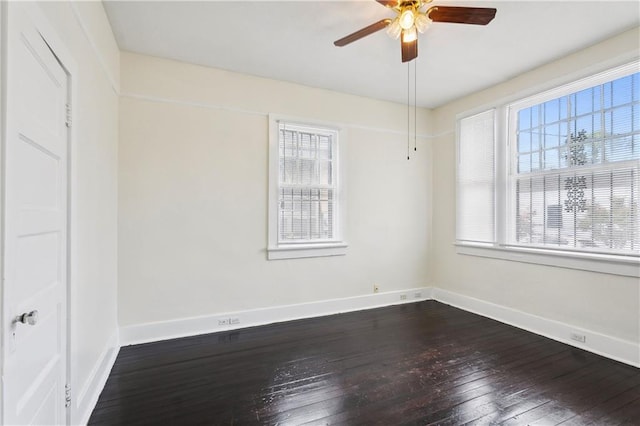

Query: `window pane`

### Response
(457, 110, 495, 243)
(544, 99, 560, 124)
(531, 128, 541, 151)
(518, 154, 531, 173)
(543, 124, 560, 149)
(518, 131, 531, 152)
(612, 75, 633, 107)
(609, 105, 633, 135)
(277, 123, 338, 243)
(518, 108, 531, 130)
(574, 87, 593, 116)
(531, 152, 541, 171)
(514, 168, 639, 253)
(510, 71, 639, 255)
(544, 149, 560, 170)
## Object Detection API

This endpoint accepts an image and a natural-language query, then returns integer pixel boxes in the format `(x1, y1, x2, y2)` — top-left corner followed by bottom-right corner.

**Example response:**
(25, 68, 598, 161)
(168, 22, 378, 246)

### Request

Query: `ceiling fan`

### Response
(334, 0, 497, 63)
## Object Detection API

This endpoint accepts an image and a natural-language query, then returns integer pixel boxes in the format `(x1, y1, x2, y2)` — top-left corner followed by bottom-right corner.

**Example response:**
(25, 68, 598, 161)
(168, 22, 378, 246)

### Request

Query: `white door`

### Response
(3, 4, 69, 425)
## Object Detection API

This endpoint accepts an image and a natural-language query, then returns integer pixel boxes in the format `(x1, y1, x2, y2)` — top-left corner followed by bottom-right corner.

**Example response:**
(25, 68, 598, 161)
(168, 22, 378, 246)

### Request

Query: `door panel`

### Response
(3, 4, 68, 425)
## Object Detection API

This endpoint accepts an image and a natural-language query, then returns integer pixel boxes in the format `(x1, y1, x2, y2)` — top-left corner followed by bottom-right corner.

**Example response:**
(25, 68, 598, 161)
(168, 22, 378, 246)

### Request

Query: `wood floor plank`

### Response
(89, 301, 640, 425)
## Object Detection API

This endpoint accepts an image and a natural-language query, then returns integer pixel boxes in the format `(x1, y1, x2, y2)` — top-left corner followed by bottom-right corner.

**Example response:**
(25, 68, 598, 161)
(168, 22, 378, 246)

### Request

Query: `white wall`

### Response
(431, 28, 640, 348)
(20, 2, 120, 423)
(118, 52, 432, 328)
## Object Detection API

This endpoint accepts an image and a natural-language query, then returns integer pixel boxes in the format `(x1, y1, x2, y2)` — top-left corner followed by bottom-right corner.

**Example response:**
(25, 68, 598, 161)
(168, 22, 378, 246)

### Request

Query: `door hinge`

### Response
(65, 103, 72, 128)
(65, 383, 71, 408)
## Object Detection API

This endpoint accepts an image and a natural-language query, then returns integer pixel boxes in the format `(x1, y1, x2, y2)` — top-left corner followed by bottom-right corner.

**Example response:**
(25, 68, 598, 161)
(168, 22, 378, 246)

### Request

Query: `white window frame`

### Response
(267, 114, 348, 260)
(456, 61, 640, 277)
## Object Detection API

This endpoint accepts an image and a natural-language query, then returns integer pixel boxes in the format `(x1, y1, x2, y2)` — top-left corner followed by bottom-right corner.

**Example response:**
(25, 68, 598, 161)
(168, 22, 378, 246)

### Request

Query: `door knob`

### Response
(15, 310, 38, 326)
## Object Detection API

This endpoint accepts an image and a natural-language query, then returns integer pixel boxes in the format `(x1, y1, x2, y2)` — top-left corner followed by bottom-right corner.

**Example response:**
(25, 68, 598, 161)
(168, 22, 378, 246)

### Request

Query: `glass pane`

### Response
(575, 87, 593, 116)
(298, 132, 315, 158)
(318, 160, 332, 185)
(518, 154, 531, 173)
(559, 97, 568, 121)
(531, 105, 540, 128)
(544, 149, 560, 170)
(508, 74, 640, 255)
(609, 105, 633, 136)
(612, 75, 633, 106)
(278, 124, 338, 242)
(518, 131, 531, 153)
(544, 99, 560, 124)
(544, 124, 560, 148)
(531, 128, 541, 151)
(603, 82, 613, 109)
(605, 137, 634, 163)
(318, 135, 332, 160)
(519, 108, 531, 130)
(531, 152, 541, 171)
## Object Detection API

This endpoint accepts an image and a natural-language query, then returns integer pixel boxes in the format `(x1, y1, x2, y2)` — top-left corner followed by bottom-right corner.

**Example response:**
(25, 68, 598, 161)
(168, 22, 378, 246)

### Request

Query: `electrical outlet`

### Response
(414, 292, 422, 299)
(400, 294, 407, 300)
(373, 284, 379, 293)
(570, 332, 586, 343)
(218, 319, 229, 326)
(229, 317, 240, 325)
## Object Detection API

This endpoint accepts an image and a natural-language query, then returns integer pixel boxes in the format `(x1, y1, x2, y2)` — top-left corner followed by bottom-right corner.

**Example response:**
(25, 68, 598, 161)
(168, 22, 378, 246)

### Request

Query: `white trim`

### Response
(68, 2, 119, 95)
(454, 54, 640, 123)
(75, 331, 120, 426)
(120, 92, 433, 139)
(120, 287, 433, 346)
(432, 287, 640, 368)
(267, 242, 348, 260)
(508, 60, 639, 112)
(117, 286, 639, 369)
(456, 243, 640, 277)
(267, 114, 349, 260)
(0, 3, 6, 424)
(122, 91, 266, 117)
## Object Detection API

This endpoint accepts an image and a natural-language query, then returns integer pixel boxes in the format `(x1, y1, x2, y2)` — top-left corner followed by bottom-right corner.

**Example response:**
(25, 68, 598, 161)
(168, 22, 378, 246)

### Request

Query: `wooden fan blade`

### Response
(334, 19, 392, 47)
(427, 6, 497, 25)
(401, 38, 417, 63)
(376, 0, 398, 7)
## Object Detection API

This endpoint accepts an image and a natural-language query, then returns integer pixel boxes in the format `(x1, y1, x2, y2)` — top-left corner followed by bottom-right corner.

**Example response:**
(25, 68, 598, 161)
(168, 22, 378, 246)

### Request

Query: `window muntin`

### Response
(511, 72, 640, 255)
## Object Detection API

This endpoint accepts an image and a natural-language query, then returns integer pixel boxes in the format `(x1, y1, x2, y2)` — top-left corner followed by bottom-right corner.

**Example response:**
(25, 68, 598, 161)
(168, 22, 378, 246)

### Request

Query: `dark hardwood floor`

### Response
(89, 301, 640, 425)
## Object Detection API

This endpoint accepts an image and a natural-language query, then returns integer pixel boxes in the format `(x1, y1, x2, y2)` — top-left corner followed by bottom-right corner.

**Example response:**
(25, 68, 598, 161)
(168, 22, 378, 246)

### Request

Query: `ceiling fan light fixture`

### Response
(401, 27, 417, 43)
(414, 14, 430, 33)
(399, 9, 415, 30)
(386, 18, 402, 39)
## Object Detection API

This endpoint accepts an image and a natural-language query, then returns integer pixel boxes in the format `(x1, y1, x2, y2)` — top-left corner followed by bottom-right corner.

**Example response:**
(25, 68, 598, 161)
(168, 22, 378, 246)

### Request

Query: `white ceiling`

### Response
(103, 1, 639, 108)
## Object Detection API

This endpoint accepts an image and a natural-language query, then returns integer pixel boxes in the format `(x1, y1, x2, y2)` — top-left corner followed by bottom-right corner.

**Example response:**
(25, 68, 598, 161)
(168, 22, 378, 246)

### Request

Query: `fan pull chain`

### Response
(414, 59, 417, 152)
(407, 62, 410, 160)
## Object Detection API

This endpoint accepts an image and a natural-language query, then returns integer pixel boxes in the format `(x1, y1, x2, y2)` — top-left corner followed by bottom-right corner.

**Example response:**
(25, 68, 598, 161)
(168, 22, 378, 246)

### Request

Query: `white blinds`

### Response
(512, 72, 640, 255)
(456, 109, 496, 243)
(278, 123, 337, 243)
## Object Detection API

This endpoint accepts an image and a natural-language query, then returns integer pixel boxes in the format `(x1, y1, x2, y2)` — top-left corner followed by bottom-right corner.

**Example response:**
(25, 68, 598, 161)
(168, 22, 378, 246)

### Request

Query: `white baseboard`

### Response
(432, 288, 640, 368)
(118, 285, 638, 368)
(120, 287, 433, 346)
(75, 330, 120, 426)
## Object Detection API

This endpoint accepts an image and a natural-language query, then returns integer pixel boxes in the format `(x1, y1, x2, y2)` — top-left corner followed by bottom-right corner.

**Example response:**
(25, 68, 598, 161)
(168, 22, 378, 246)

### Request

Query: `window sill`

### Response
(268, 242, 348, 260)
(455, 243, 639, 277)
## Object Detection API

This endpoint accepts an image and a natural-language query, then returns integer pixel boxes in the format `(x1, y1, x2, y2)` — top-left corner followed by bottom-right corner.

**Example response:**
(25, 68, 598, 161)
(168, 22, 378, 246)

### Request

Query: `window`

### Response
(268, 116, 347, 260)
(456, 62, 639, 276)
(512, 72, 639, 255)
(457, 109, 496, 244)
